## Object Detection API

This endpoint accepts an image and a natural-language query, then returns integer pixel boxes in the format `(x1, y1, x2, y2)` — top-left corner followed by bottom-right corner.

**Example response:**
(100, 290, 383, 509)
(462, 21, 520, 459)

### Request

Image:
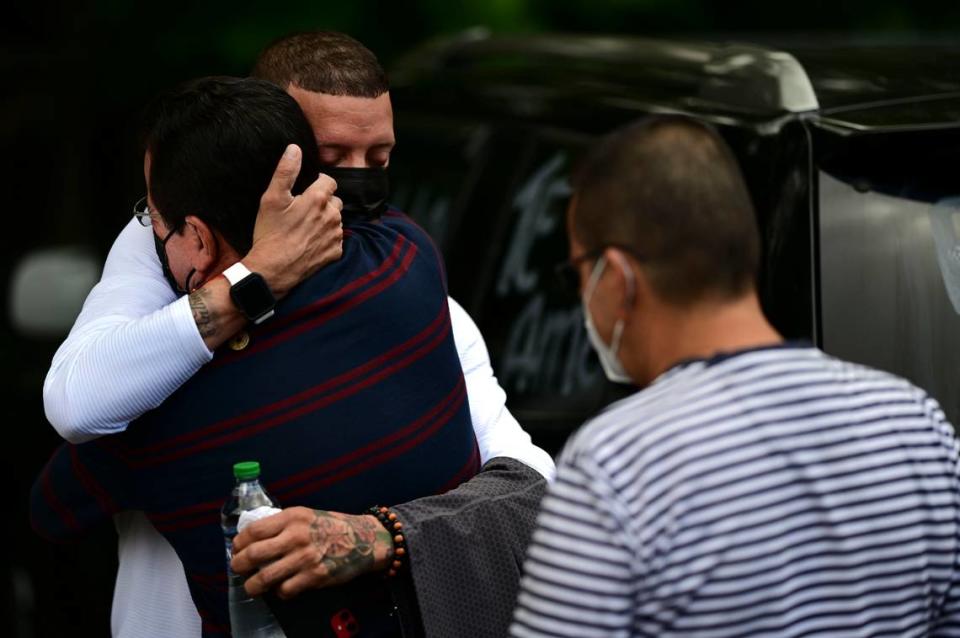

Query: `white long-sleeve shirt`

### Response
(44, 218, 555, 638)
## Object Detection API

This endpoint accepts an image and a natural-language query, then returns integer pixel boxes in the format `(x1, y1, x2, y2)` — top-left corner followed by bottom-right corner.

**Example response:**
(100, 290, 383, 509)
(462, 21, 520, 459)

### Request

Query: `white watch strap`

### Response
(223, 262, 253, 286)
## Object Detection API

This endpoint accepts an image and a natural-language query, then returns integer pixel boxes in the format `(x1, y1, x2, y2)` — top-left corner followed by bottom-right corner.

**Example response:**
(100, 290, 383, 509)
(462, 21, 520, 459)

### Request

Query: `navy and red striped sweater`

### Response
(31, 210, 480, 636)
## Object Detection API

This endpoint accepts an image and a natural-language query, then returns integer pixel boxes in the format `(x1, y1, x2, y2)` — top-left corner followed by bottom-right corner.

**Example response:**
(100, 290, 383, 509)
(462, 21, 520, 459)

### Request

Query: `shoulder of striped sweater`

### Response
(566, 376, 698, 457)
(383, 208, 412, 225)
(384, 209, 435, 241)
(817, 350, 928, 398)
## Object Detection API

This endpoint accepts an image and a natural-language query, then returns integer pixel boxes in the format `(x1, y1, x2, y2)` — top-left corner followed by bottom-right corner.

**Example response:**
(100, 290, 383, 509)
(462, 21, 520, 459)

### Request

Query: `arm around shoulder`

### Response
(44, 155, 343, 443)
(42, 220, 212, 442)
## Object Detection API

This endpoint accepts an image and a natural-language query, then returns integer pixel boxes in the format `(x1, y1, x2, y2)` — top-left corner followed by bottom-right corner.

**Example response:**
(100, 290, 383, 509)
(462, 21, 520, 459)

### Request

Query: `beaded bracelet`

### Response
(369, 505, 406, 578)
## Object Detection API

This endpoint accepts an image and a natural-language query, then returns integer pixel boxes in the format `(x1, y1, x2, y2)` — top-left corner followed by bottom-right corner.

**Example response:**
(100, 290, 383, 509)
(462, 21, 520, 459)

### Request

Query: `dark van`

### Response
(387, 33, 960, 452)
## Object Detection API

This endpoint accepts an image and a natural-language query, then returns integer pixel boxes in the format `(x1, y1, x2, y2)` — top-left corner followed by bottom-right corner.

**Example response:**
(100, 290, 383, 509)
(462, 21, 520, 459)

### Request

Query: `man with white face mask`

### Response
(581, 250, 634, 384)
(511, 115, 960, 637)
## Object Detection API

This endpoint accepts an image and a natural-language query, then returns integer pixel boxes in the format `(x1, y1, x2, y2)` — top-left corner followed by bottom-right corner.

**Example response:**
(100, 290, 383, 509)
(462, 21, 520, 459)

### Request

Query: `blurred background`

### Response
(4, 1, 960, 636)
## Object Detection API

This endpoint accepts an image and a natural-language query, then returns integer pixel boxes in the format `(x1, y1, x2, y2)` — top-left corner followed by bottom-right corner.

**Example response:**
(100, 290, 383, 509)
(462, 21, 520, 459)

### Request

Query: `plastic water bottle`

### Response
(221, 461, 287, 638)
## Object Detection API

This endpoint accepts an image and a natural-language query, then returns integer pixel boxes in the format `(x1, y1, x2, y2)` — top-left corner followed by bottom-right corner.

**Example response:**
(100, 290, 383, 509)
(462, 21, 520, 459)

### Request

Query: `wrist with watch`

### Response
(222, 262, 276, 325)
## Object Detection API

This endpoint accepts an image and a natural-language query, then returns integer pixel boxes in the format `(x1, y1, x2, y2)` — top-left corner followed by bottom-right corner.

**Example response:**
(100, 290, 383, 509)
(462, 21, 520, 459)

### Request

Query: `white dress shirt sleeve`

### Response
(43, 220, 557, 484)
(42, 219, 212, 443)
(447, 297, 556, 481)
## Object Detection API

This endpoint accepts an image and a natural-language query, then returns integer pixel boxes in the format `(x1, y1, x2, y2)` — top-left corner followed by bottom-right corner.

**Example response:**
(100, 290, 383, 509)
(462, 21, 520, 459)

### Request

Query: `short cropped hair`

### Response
(572, 115, 760, 305)
(143, 76, 320, 255)
(251, 31, 389, 98)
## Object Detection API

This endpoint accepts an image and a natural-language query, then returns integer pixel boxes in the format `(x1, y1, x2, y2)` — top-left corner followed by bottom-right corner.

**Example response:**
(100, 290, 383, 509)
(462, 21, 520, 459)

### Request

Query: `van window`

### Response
(462, 132, 625, 450)
(818, 129, 960, 425)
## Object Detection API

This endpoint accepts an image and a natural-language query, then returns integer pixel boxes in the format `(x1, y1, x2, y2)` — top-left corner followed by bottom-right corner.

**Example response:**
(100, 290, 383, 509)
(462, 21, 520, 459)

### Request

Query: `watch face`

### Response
(231, 273, 275, 320)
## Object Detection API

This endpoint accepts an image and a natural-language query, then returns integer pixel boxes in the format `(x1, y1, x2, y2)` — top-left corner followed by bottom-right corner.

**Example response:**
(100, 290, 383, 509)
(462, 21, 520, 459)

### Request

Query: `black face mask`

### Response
(154, 228, 195, 295)
(323, 166, 389, 222)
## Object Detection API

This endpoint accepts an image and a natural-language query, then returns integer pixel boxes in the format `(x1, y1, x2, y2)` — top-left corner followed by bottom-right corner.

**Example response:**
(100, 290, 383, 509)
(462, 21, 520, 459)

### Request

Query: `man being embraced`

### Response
(32, 76, 477, 637)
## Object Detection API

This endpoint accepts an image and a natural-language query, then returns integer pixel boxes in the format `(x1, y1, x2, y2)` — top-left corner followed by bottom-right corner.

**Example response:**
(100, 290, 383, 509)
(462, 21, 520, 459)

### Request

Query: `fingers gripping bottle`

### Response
(221, 461, 287, 637)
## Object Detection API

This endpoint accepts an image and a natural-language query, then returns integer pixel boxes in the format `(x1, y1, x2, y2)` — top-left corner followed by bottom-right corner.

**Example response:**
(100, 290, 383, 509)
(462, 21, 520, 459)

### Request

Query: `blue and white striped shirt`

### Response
(512, 345, 960, 637)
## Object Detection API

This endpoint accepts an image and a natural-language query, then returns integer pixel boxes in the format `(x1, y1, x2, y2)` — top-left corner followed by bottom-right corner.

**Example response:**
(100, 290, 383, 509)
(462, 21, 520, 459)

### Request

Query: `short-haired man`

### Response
(40, 32, 553, 638)
(511, 116, 960, 637)
(33, 75, 480, 636)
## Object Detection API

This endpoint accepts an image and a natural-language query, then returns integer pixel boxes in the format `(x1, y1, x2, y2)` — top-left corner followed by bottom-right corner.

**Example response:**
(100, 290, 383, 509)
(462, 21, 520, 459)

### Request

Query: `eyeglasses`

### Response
(554, 247, 605, 294)
(553, 243, 644, 294)
(133, 196, 155, 227)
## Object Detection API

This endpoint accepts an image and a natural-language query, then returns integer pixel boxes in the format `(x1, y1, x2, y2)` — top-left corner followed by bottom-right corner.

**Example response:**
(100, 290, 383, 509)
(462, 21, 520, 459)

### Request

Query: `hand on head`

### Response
(245, 145, 345, 298)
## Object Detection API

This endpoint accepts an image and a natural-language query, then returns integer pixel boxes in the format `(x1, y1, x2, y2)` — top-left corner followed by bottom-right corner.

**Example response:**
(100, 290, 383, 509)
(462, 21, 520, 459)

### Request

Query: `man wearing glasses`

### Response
(511, 115, 960, 637)
(40, 32, 553, 638)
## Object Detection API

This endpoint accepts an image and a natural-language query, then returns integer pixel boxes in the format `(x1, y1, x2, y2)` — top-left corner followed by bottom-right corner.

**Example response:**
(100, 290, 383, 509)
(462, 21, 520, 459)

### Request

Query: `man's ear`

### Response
(183, 215, 219, 287)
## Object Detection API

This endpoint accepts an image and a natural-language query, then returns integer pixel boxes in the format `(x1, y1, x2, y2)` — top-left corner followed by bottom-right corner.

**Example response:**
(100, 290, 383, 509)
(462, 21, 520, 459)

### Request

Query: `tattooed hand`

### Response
(230, 506, 394, 599)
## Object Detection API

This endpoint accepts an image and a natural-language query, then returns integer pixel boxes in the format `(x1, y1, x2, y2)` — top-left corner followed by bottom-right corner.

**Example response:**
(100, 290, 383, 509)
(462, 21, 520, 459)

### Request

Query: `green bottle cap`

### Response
(233, 461, 261, 480)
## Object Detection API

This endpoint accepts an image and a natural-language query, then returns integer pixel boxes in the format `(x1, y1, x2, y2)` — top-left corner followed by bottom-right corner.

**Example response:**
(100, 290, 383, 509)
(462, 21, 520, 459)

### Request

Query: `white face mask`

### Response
(582, 256, 633, 384)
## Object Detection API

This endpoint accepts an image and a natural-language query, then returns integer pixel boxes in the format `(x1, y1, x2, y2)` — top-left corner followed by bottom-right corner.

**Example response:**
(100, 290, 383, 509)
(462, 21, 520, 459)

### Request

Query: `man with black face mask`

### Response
(41, 31, 553, 638)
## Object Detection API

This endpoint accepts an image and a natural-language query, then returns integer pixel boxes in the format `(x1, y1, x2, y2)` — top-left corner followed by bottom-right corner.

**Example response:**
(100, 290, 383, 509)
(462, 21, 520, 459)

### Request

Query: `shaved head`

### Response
(251, 31, 389, 98)
(572, 116, 760, 305)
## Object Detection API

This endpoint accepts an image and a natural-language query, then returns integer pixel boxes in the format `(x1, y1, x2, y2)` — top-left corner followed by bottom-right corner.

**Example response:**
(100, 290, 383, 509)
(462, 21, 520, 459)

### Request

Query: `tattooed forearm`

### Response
(189, 288, 217, 338)
(309, 511, 391, 581)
